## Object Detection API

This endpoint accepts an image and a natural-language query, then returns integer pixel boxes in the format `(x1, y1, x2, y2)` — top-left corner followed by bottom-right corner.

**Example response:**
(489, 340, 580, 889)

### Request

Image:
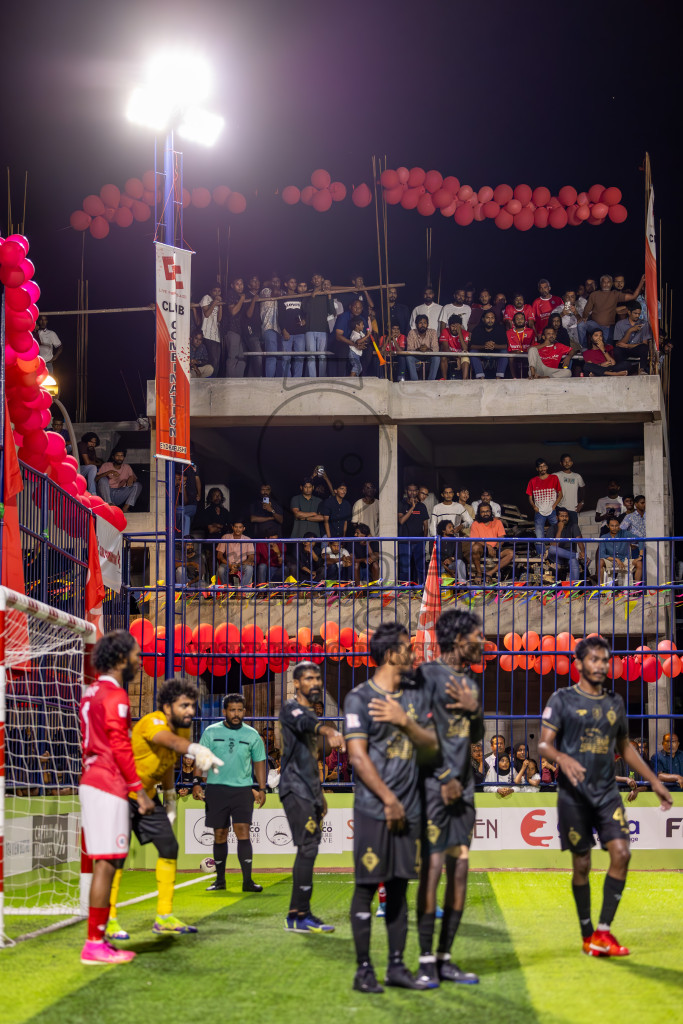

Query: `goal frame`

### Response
(0, 585, 96, 946)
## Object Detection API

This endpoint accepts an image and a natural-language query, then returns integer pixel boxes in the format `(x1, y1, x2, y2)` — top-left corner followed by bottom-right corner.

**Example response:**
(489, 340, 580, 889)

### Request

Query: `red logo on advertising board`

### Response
(162, 255, 184, 289)
(521, 809, 554, 847)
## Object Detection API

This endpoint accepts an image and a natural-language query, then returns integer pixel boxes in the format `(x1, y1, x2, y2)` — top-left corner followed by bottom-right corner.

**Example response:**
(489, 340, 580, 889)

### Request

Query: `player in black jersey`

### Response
(344, 621, 439, 994)
(279, 661, 345, 933)
(539, 635, 671, 958)
(414, 608, 484, 988)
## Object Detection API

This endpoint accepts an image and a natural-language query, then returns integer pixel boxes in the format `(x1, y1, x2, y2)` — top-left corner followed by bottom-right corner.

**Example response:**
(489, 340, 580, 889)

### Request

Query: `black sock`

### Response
(437, 908, 463, 956)
(385, 878, 408, 965)
(598, 875, 626, 930)
(213, 841, 227, 884)
(417, 911, 436, 956)
(350, 884, 375, 966)
(237, 839, 253, 884)
(572, 882, 593, 939)
(290, 851, 316, 915)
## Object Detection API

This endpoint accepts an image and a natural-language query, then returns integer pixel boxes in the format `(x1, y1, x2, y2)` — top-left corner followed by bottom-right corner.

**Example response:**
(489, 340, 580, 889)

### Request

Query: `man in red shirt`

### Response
(79, 630, 154, 965)
(506, 311, 536, 378)
(504, 293, 534, 330)
(531, 279, 563, 337)
(528, 327, 573, 379)
(438, 314, 471, 380)
(468, 503, 513, 582)
(526, 458, 563, 552)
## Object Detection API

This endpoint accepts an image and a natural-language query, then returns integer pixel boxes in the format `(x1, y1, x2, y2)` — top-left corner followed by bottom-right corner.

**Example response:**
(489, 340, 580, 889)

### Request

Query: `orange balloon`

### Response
(297, 627, 312, 650)
(346, 654, 364, 668)
(499, 654, 519, 672)
(555, 655, 571, 675)
(522, 631, 540, 651)
(555, 632, 576, 653)
(661, 653, 682, 678)
(541, 634, 557, 652)
(339, 626, 357, 649)
(609, 656, 623, 679)
(534, 655, 555, 674)
(320, 621, 340, 643)
(483, 640, 497, 662)
(325, 640, 344, 661)
(503, 632, 522, 651)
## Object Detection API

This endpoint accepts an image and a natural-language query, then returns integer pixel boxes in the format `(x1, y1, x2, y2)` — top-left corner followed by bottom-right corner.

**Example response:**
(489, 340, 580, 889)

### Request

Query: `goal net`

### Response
(0, 586, 96, 946)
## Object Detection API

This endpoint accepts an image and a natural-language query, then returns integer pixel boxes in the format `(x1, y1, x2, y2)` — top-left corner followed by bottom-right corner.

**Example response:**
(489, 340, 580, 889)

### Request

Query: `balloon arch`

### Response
(69, 166, 627, 241)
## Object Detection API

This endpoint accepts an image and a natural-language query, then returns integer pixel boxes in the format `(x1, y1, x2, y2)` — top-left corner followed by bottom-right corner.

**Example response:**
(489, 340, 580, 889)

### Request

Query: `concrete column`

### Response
(379, 424, 398, 578)
(643, 418, 670, 753)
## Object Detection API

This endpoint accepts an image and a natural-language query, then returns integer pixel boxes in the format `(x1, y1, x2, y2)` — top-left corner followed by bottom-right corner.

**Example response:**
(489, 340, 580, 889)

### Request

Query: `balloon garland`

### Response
(0, 232, 127, 531)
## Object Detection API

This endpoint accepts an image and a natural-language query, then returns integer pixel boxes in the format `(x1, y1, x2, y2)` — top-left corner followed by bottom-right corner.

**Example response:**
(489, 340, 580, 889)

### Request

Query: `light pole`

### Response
(126, 50, 224, 677)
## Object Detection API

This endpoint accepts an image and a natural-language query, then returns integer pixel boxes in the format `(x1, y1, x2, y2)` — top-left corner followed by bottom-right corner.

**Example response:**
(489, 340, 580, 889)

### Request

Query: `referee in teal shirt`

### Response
(198, 693, 267, 892)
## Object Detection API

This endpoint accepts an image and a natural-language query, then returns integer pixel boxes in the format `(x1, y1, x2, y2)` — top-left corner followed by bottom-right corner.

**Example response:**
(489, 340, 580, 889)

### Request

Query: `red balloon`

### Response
(90, 216, 109, 239)
(282, 185, 301, 205)
(440, 201, 457, 217)
(352, 184, 372, 208)
(192, 187, 211, 208)
(591, 202, 608, 219)
(534, 207, 549, 228)
(0, 265, 26, 287)
(5, 233, 29, 254)
(103, 207, 117, 222)
(577, 191, 589, 205)
(601, 186, 622, 206)
(505, 199, 522, 215)
(642, 657, 663, 683)
(130, 617, 156, 650)
(142, 170, 156, 191)
(532, 186, 551, 207)
(227, 192, 247, 213)
(493, 184, 513, 205)
(131, 201, 151, 222)
(609, 656, 623, 679)
(212, 185, 232, 206)
(608, 204, 628, 223)
(442, 176, 460, 194)
(417, 194, 435, 216)
(400, 188, 421, 210)
(567, 205, 583, 227)
(383, 185, 403, 205)
(514, 209, 534, 231)
(312, 188, 332, 212)
(119, 193, 133, 208)
(555, 655, 571, 675)
(478, 186, 494, 203)
(548, 196, 561, 209)
(100, 184, 121, 208)
(514, 184, 532, 205)
(472, 202, 486, 221)
(396, 166, 410, 184)
(424, 170, 443, 193)
(558, 185, 578, 207)
(70, 210, 91, 231)
(115, 207, 134, 228)
(575, 204, 590, 221)
(301, 185, 315, 205)
(588, 214, 605, 226)
(182, 188, 191, 207)
(454, 204, 474, 226)
(0, 240, 28, 267)
(330, 181, 346, 201)
(407, 167, 426, 187)
(588, 184, 605, 203)
(431, 188, 452, 209)
(622, 656, 641, 681)
(380, 169, 399, 189)
(83, 195, 105, 217)
(549, 207, 568, 229)
(457, 185, 474, 201)
(6, 307, 36, 331)
(496, 211, 513, 231)
(241, 624, 265, 651)
(482, 201, 500, 218)
(311, 169, 331, 190)
(241, 654, 268, 679)
(6, 287, 31, 311)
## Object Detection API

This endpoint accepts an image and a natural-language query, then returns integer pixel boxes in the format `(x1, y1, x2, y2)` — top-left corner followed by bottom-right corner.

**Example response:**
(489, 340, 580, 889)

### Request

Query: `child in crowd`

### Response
(349, 315, 370, 377)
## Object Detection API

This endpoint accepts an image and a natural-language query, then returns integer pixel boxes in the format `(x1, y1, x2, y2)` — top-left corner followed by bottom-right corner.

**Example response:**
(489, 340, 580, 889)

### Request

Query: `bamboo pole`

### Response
(21, 171, 28, 236)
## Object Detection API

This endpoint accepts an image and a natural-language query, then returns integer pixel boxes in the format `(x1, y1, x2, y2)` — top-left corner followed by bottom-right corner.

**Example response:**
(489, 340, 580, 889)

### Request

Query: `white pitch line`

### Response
(118, 873, 214, 908)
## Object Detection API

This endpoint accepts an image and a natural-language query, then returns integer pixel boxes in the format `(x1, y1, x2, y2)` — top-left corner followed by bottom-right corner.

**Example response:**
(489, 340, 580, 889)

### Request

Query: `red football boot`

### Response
(588, 930, 630, 957)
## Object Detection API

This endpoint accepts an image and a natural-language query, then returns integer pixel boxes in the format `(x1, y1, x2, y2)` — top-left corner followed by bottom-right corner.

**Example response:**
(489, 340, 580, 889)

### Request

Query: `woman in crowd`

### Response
(582, 328, 633, 377)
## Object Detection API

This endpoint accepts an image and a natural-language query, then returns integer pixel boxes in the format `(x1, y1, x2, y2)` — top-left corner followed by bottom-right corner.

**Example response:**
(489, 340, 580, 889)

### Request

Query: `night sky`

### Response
(1, 0, 679, 450)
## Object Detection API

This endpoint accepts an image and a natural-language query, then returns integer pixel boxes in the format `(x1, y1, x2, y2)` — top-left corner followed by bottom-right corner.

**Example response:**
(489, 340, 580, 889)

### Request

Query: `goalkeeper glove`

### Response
(163, 789, 177, 825)
(188, 742, 224, 775)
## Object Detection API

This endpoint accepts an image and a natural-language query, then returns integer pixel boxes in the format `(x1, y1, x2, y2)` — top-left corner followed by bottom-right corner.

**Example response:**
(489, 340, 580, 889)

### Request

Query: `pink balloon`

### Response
(495, 210, 514, 230)
(100, 184, 121, 208)
(400, 188, 421, 210)
(192, 187, 211, 208)
(115, 206, 134, 227)
(505, 199, 522, 215)
(352, 184, 372, 208)
(7, 330, 34, 353)
(90, 216, 109, 239)
(514, 209, 534, 231)
(532, 186, 551, 207)
(478, 186, 494, 203)
(454, 205, 474, 226)
(591, 202, 608, 219)
(457, 185, 473, 201)
(417, 194, 435, 216)
(514, 184, 532, 205)
(567, 205, 583, 226)
(45, 431, 67, 460)
(588, 184, 605, 203)
(407, 167, 426, 187)
(124, 177, 144, 199)
(442, 176, 460, 194)
(311, 169, 331, 190)
(577, 191, 589, 205)
(534, 207, 549, 228)
(380, 169, 399, 189)
(472, 202, 486, 222)
(558, 185, 578, 207)
(83, 195, 105, 217)
(312, 188, 332, 212)
(0, 265, 26, 287)
(142, 169, 156, 191)
(482, 201, 500, 218)
(24, 280, 40, 304)
(227, 192, 247, 213)
(301, 185, 315, 206)
(424, 170, 443, 193)
(576, 204, 590, 221)
(329, 181, 347, 201)
(0, 239, 26, 267)
(608, 204, 628, 223)
(131, 201, 151, 222)
(493, 184, 513, 205)
(181, 188, 191, 208)
(549, 207, 568, 229)
(5, 233, 29, 254)
(432, 188, 453, 209)
(282, 185, 301, 205)
(396, 167, 410, 184)
(212, 185, 232, 206)
(384, 185, 404, 205)
(6, 287, 31, 311)
(440, 200, 457, 217)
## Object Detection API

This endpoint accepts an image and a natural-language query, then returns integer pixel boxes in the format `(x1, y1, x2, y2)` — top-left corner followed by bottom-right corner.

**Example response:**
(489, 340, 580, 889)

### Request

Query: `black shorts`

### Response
(128, 796, 176, 853)
(557, 788, 630, 852)
(422, 776, 475, 854)
(281, 793, 324, 849)
(204, 785, 255, 828)
(353, 809, 421, 883)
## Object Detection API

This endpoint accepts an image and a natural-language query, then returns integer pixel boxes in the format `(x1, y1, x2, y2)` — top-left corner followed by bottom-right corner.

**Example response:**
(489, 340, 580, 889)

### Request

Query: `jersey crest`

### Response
(361, 848, 379, 872)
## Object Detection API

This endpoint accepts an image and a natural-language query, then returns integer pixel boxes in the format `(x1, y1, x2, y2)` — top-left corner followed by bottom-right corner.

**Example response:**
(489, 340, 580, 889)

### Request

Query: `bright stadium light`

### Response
(178, 107, 225, 147)
(125, 85, 173, 132)
(146, 50, 211, 107)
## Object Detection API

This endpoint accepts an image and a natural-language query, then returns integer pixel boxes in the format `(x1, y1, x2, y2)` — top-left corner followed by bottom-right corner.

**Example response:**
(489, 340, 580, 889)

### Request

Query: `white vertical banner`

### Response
(155, 243, 192, 463)
(95, 517, 123, 593)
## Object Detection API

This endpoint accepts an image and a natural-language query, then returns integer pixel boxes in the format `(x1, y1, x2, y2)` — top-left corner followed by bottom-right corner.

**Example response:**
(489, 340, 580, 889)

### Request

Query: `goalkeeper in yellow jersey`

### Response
(106, 678, 224, 939)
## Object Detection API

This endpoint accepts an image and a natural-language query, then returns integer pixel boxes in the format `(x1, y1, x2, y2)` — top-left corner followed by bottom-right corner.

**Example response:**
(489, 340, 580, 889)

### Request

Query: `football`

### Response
(199, 856, 215, 873)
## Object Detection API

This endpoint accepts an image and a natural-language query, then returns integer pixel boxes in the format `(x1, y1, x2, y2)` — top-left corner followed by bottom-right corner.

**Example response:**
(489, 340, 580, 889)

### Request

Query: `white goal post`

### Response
(0, 586, 96, 947)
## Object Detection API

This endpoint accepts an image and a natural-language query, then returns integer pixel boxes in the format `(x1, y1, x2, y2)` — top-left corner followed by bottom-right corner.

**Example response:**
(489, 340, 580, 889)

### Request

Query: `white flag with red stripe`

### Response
(645, 187, 659, 351)
(413, 545, 442, 665)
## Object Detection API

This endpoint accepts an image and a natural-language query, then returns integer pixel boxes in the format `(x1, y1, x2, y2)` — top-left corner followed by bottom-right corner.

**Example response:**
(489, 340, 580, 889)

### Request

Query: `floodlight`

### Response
(177, 107, 225, 147)
(145, 50, 211, 108)
(42, 375, 59, 397)
(126, 85, 172, 132)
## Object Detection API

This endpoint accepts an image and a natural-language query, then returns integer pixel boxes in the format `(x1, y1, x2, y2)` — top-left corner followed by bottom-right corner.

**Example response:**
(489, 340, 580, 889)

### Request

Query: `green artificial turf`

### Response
(2, 870, 681, 1024)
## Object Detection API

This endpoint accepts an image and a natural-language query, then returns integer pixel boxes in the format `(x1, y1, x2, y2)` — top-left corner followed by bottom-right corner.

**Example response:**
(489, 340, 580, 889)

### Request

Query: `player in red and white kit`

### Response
(531, 279, 563, 337)
(79, 630, 154, 965)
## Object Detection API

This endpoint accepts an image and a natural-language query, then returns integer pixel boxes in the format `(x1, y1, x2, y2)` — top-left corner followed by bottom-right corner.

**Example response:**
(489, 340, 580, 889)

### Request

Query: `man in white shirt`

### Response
(200, 285, 222, 343)
(35, 316, 63, 373)
(351, 482, 379, 535)
(556, 454, 585, 525)
(439, 287, 471, 332)
(595, 479, 625, 524)
(471, 490, 502, 519)
(409, 286, 443, 331)
(429, 485, 473, 536)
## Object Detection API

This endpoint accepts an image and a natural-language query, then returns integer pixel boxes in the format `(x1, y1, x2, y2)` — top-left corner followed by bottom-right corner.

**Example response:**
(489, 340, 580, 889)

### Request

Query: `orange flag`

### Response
(413, 544, 442, 665)
(1, 397, 25, 595)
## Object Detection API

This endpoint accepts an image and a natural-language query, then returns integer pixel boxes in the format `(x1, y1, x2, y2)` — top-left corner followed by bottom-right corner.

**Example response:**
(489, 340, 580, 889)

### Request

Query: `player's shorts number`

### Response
(612, 806, 626, 826)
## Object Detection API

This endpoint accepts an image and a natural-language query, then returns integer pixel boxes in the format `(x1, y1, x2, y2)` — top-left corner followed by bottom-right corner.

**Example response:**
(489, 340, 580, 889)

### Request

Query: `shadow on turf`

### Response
(608, 960, 683, 989)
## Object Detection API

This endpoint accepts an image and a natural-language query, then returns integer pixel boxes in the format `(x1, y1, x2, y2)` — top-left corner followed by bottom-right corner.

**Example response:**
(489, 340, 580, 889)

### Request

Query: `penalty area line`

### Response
(118, 873, 213, 908)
